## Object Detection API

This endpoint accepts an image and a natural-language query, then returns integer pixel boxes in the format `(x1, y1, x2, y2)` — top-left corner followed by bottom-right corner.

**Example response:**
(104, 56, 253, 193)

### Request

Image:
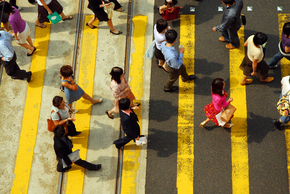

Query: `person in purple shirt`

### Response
(267, 22, 290, 69)
(1, 2, 36, 56)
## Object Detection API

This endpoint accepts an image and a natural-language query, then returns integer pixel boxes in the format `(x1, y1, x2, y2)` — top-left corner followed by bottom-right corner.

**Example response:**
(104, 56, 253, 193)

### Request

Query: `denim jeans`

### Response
(221, 28, 240, 47)
(267, 51, 290, 68)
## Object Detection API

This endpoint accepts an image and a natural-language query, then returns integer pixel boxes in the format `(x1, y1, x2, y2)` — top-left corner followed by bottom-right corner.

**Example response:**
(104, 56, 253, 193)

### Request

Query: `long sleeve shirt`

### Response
(211, 87, 230, 112)
(161, 41, 183, 69)
(0, 31, 15, 62)
(215, 0, 243, 32)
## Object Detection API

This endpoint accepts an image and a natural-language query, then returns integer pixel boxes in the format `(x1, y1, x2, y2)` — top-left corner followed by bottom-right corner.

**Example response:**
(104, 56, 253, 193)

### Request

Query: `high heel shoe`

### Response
(200, 121, 206, 128)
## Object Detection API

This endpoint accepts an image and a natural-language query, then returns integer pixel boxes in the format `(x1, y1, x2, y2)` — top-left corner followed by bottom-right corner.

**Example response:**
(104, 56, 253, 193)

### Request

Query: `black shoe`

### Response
(86, 23, 97, 29)
(27, 47, 36, 56)
(110, 30, 122, 35)
(105, 110, 114, 119)
(27, 71, 32, 82)
(92, 164, 102, 171)
(11, 76, 24, 80)
(58, 166, 71, 172)
(70, 131, 81, 136)
(164, 86, 178, 92)
(184, 75, 196, 82)
(273, 119, 282, 129)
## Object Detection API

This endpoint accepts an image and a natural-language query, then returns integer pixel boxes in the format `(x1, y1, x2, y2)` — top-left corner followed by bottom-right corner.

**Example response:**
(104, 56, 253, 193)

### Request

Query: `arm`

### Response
(61, 77, 78, 91)
(0, 45, 14, 62)
(39, 0, 52, 14)
(285, 46, 290, 53)
(250, 59, 258, 76)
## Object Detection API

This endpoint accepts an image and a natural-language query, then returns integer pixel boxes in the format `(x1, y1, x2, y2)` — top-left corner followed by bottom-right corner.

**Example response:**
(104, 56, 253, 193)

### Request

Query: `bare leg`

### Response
(87, 17, 98, 28)
(240, 74, 252, 85)
(26, 36, 34, 48)
(82, 92, 102, 104)
(107, 19, 119, 33)
(18, 43, 34, 53)
(108, 108, 115, 117)
(60, 12, 72, 20)
(35, 18, 47, 28)
(3, 22, 9, 32)
(158, 60, 163, 66)
(200, 118, 210, 127)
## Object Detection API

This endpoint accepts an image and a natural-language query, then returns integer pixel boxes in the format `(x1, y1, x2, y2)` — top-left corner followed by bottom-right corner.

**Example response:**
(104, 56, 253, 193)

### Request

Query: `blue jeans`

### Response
(221, 28, 240, 47)
(267, 51, 290, 68)
(279, 93, 290, 124)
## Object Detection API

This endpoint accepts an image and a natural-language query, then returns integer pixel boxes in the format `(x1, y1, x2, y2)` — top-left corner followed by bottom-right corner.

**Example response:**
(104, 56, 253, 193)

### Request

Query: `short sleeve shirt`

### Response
(153, 24, 166, 50)
(247, 35, 263, 63)
(282, 76, 290, 96)
(51, 106, 69, 121)
(282, 32, 290, 52)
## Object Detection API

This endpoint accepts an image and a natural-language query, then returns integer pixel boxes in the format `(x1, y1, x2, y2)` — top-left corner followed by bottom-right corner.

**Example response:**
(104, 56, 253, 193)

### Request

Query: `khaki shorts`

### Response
(16, 22, 30, 44)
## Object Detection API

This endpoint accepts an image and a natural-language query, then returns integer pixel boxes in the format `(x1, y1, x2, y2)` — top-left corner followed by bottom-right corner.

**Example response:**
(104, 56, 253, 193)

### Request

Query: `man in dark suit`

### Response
(53, 126, 101, 172)
(113, 98, 141, 149)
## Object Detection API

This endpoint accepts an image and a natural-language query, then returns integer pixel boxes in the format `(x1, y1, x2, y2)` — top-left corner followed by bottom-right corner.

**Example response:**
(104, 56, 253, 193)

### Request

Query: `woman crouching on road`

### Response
(200, 78, 234, 129)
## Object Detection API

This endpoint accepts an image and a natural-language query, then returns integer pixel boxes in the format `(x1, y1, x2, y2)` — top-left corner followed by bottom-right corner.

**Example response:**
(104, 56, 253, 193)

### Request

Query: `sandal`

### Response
(62, 16, 73, 21)
(105, 110, 114, 119)
(86, 23, 97, 29)
(27, 47, 36, 56)
(35, 23, 46, 28)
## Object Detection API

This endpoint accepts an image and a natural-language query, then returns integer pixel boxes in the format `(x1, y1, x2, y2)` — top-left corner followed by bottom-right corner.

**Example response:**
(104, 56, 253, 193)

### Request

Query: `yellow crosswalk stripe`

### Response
(229, 26, 249, 194)
(65, 16, 99, 194)
(278, 13, 290, 193)
(177, 15, 195, 194)
(11, 24, 51, 194)
(120, 15, 147, 194)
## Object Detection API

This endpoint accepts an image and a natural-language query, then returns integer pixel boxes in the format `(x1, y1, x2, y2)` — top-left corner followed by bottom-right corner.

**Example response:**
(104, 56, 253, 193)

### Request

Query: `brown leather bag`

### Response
(221, 104, 236, 122)
(47, 110, 68, 134)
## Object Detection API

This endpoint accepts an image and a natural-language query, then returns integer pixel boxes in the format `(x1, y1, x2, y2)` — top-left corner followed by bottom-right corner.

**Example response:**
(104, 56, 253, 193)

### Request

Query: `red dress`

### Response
(204, 89, 230, 126)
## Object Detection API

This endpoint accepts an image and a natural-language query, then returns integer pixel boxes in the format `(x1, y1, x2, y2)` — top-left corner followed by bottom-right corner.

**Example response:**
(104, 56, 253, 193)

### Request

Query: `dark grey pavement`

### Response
(146, 0, 290, 193)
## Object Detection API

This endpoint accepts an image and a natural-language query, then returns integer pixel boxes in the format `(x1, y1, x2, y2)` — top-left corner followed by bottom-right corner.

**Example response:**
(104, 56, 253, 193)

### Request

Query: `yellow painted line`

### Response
(229, 26, 249, 194)
(176, 15, 195, 194)
(278, 13, 290, 192)
(65, 16, 99, 194)
(120, 15, 147, 194)
(11, 23, 51, 194)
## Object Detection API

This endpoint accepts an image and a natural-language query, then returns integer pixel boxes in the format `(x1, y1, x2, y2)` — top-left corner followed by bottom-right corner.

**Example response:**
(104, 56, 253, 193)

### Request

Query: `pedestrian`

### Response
(53, 125, 102, 172)
(0, 31, 32, 82)
(212, 0, 243, 49)
(113, 98, 142, 149)
(158, 0, 177, 14)
(60, 65, 103, 110)
(105, 67, 139, 119)
(51, 96, 81, 137)
(267, 22, 290, 69)
(239, 32, 274, 85)
(161, 29, 195, 92)
(1, 2, 36, 56)
(35, 0, 73, 28)
(200, 78, 234, 128)
(86, 0, 122, 35)
(273, 76, 290, 129)
(154, 18, 168, 71)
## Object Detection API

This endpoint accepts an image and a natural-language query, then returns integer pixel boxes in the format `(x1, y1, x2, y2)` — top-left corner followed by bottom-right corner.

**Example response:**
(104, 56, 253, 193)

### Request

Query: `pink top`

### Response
(9, 7, 26, 34)
(211, 87, 230, 112)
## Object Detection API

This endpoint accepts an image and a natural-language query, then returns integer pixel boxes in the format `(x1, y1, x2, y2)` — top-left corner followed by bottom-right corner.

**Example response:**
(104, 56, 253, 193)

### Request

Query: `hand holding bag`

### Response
(47, 110, 68, 134)
(47, 12, 62, 24)
(220, 104, 236, 123)
(161, 2, 181, 21)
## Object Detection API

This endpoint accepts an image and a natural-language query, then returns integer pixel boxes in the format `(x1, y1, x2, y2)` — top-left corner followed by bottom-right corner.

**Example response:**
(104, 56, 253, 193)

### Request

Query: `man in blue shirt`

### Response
(0, 31, 32, 82)
(161, 29, 195, 92)
(212, 0, 243, 49)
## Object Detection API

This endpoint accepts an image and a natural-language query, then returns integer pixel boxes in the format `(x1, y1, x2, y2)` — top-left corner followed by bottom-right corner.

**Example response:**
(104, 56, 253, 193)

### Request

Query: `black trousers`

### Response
(57, 158, 97, 172)
(67, 121, 78, 136)
(2, 53, 29, 80)
(114, 135, 134, 149)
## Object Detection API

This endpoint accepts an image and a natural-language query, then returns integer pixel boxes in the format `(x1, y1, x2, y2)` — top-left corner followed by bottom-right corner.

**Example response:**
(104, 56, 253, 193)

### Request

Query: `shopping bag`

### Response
(220, 104, 236, 122)
(47, 11, 62, 24)
(215, 112, 226, 126)
(136, 136, 147, 146)
(145, 40, 156, 59)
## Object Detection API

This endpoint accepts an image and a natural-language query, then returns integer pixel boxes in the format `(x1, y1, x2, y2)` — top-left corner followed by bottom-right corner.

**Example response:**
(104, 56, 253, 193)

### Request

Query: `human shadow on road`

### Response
(149, 99, 178, 122)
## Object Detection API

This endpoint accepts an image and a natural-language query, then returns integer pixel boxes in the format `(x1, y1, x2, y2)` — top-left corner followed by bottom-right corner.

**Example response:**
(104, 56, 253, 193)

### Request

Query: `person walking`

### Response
(35, 0, 73, 28)
(1, 2, 36, 56)
(113, 98, 141, 149)
(239, 32, 274, 85)
(86, 0, 122, 35)
(105, 67, 139, 119)
(53, 125, 102, 172)
(200, 78, 234, 128)
(161, 29, 195, 92)
(267, 22, 290, 69)
(51, 96, 81, 137)
(212, 0, 243, 49)
(154, 18, 168, 71)
(273, 76, 290, 130)
(0, 30, 32, 82)
(60, 65, 103, 110)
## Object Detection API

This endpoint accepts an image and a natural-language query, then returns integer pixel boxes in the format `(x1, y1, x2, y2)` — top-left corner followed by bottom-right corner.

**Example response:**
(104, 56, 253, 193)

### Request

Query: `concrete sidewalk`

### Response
(0, 0, 153, 193)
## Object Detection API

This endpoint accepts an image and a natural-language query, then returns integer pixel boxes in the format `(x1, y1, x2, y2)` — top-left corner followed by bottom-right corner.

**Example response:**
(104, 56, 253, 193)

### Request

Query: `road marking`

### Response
(65, 16, 99, 194)
(278, 13, 290, 193)
(177, 15, 195, 194)
(120, 15, 147, 194)
(11, 24, 51, 194)
(229, 26, 249, 194)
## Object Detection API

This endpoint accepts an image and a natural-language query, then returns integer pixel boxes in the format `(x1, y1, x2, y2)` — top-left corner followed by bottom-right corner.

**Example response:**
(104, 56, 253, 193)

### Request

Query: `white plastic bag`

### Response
(215, 112, 226, 127)
(136, 136, 147, 146)
(145, 40, 156, 59)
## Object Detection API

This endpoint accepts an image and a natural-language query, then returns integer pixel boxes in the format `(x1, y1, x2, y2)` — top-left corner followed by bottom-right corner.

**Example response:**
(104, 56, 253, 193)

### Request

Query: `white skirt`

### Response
(16, 22, 30, 44)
